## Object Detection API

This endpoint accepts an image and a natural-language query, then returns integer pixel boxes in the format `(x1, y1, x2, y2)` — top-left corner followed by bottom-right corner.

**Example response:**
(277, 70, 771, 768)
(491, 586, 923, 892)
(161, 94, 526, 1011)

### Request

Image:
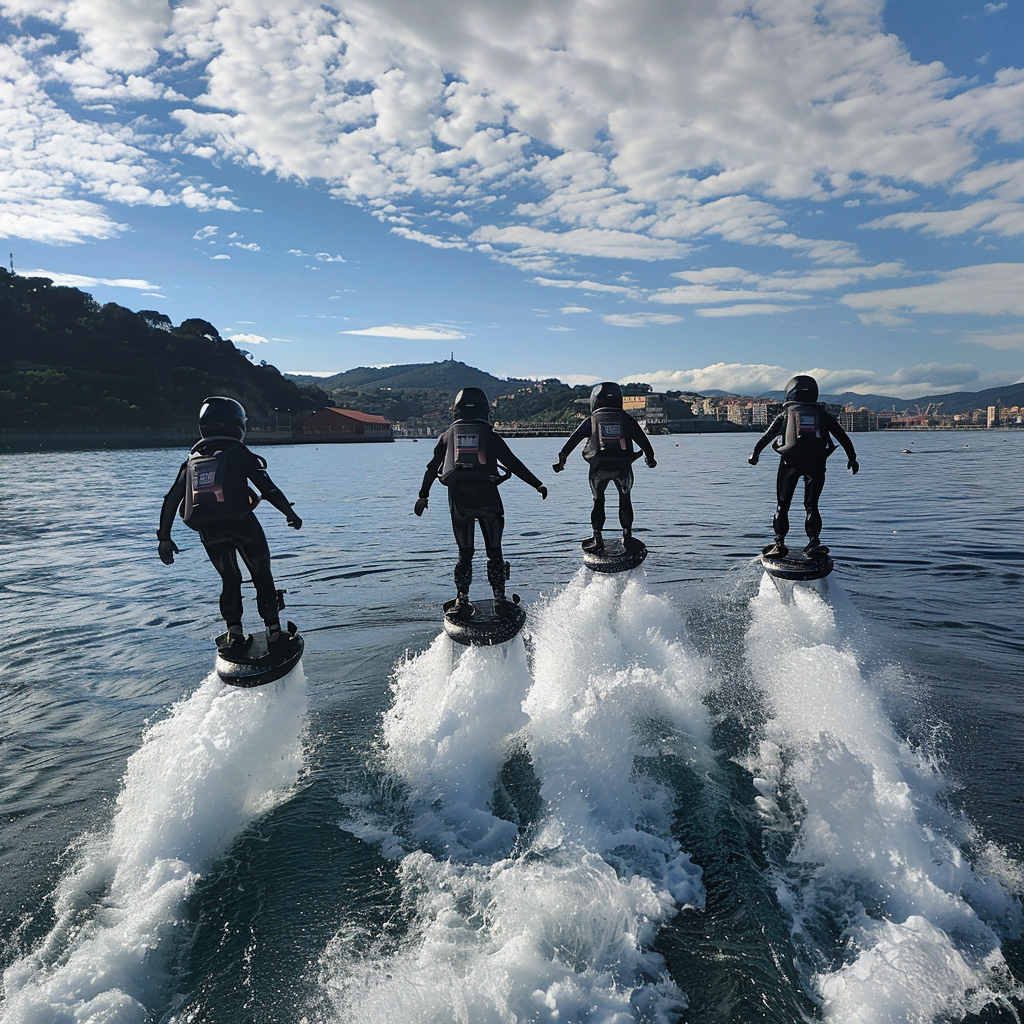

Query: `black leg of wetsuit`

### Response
(449, 494, 476, 596)
(201, 515, 279, 628)
(478, 510, 507, 600)
(589, 471, 611, 531)
(773, 462, 803, 543)
(201, 530, 245, 626)
(612, 469, 635, 531)
(233, 515, 279, 625)
(802, 470, 826, 541)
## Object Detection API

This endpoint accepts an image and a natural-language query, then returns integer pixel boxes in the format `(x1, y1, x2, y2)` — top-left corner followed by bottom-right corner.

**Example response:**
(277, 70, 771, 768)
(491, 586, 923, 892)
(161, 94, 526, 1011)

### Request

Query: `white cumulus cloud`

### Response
(340, 324, 467, 341)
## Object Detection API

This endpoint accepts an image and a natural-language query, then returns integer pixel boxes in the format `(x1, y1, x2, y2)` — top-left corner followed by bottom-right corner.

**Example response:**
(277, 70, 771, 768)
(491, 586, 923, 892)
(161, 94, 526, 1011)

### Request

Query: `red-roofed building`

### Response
(295, 407, 393, 442)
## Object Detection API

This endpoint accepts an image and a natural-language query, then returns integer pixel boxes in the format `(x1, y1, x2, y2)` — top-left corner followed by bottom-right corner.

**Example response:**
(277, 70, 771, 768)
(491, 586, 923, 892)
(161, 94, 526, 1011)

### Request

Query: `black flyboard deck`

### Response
(443, 596, 526, 647)
(215, 621, 303, 686)
(760, 546, 834, 581)
(582, 536, 648, 574)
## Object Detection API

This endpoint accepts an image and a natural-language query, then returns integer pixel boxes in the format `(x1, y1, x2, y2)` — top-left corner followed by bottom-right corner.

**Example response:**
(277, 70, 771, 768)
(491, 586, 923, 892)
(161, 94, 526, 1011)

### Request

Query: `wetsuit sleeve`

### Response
(157, 463, 187, 540)
(419, 435, 447, 499)
(243, 448, 295, 517)
(823, 412, 857, 461)
(557, 419, 591, 461)
(625, 415, 655, 461)
(751, 414, 785, 458)
(493, 435, 543, 489)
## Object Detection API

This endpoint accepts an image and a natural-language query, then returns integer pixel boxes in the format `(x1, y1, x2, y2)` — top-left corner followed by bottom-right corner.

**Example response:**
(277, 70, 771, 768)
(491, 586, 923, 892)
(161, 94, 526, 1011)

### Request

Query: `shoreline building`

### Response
(295, 407, 394, 442)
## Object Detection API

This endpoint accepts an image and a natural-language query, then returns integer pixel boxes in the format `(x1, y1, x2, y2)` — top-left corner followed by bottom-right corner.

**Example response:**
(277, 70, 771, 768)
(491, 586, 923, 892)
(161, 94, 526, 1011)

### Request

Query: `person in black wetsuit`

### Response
(552, 382, 656, 551)
(748, 375, 859, 557)
(157, 396, 302, 649)
(415, 387, 547, 613)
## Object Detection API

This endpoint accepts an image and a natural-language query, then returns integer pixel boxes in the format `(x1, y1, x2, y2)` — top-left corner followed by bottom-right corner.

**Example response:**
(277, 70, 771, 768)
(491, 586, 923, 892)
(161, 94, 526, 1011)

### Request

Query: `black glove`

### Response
(158, 539, 179, 565)
(646, 457, 657, 468)
(748, 454, 759, 466)
(552, 461, 565, 473)
(848, 459, 859, 475)
(287, 514, 303, 529)
(537, 485, 548, 500)
(414, 497, 428, 516)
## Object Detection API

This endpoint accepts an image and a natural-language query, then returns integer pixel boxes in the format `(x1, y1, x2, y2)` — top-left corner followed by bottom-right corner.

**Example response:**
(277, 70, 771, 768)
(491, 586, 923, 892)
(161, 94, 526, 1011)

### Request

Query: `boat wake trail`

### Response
(1, 669, 307, 1024)
(320, 572, 713, 1023)
(745, 576, 1024, 1023)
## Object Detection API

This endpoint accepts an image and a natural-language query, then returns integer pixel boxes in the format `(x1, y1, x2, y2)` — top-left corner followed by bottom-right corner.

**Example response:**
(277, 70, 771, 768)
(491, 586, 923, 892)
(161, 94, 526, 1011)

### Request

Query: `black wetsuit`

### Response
(751, 403, 857, 545)
(159, 438, 296, 628)
(558, 409, 655, 533)
(420, 420, 543, 598)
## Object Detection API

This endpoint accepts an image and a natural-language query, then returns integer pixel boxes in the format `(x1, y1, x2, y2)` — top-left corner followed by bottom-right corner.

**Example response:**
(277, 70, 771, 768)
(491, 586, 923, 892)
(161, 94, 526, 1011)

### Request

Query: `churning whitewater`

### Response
(1, 670, 308, 1024)
(745, 577, 1023, 1022)
(319, 572, 711, 1022)
(2, 565, 1022, 1024)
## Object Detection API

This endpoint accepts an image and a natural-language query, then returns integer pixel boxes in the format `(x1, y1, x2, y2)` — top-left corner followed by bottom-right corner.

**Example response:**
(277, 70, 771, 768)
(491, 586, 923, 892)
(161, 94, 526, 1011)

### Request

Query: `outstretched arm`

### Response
(249, 462, 302, 527)
(494, 435, 545, 494)
(626, 416, 656, 465)
(157, 464, 186, 562)
(749, 414, 784, 464)
(824, 413, 859, 471)
(415, 435, 447, 514)
(553, 419, 590, 471)
(158, 463, 186, 541)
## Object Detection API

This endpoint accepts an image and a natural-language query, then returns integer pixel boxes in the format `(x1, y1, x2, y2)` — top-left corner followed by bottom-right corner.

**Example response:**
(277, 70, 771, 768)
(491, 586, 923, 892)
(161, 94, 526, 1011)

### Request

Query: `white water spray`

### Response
(320, 573, 712, 1023)
(745, 576, 1023, 1023)
(1, 668, 307, 1024)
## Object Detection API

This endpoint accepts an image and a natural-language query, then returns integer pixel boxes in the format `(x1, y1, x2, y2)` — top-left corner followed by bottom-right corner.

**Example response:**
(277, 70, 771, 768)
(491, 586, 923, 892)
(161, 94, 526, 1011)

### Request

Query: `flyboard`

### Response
(443, 595, 526, 647)
(759, 544, 834, 582)
(215, 621, 303, 686)
(582, 535, 648, 574)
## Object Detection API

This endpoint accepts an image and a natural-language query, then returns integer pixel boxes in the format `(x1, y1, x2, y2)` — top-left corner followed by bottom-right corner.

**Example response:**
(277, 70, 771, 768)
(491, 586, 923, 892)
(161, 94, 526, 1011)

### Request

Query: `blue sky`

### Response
(2, 0, 1022, 398)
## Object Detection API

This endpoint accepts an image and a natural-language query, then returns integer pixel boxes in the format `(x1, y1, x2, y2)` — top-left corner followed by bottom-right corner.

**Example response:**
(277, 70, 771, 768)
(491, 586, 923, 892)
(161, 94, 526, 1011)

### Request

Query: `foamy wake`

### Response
(745, 575, 1023, 1024)
(321, 573, 712, 1023)
(1, 668, 307, 1024)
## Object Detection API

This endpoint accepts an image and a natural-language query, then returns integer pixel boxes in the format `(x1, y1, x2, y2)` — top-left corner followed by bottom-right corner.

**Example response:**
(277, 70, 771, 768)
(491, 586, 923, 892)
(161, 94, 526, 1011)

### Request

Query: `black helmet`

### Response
(784, 375, 818, 403)
(199, 396, 246, 439)
(590, 381, 623, 412)
(452, 386, 490, 421)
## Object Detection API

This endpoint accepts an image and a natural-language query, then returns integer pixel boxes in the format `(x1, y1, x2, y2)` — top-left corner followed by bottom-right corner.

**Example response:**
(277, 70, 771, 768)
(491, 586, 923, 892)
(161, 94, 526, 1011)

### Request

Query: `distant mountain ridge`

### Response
(762, 384, 1024, 415)
(287, 362, 1024, 416)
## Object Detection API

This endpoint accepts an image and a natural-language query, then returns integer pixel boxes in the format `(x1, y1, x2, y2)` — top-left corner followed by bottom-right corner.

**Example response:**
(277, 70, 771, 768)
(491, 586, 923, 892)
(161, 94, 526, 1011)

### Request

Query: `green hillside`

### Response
(308, 360, 513, 394)
(0, 268, 329, 431)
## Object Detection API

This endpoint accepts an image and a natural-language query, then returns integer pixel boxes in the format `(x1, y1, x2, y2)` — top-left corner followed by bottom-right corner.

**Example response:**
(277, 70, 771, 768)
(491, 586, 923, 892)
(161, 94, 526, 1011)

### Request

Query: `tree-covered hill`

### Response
(0, 268, 329, 430)
(297, 359, 514, 395)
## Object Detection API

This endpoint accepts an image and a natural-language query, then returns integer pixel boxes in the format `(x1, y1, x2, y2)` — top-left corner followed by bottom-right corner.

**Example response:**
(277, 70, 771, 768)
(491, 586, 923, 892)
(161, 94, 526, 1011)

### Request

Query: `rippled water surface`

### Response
(1, 432, 1022, 1023)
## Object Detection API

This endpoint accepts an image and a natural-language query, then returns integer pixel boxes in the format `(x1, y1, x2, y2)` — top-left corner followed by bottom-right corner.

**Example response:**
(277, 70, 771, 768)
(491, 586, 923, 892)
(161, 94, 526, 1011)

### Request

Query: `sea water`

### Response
(0, 433, 1022, 1023)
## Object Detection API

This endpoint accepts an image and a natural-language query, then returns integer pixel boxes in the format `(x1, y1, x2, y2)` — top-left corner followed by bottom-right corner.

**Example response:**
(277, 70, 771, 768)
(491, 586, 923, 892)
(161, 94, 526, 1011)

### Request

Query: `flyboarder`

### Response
(415, 386, 547, 621)
(552, 382, 656, 560)
(748, 374, 859, 557)
(157, 396, 302, 653)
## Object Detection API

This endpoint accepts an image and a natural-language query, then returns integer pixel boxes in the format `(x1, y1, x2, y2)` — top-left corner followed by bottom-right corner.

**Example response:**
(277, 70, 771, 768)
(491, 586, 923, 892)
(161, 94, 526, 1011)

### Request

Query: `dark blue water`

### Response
(1, 433, 1022, 1023)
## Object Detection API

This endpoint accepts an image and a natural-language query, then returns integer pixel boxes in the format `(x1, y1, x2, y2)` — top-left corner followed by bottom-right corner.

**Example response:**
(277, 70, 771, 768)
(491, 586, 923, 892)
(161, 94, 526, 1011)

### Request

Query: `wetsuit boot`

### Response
(217, 623, 250, 651)
(487, 556, 510, 604)
(763, 536, 789, 558)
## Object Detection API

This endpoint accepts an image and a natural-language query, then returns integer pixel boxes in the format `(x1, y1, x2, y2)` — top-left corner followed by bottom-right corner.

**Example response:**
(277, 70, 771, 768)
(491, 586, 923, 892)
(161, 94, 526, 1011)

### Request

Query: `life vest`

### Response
(181, 440, 257, 528)
(774, 403, 834, 460)
(585, 408, 631, 465)
(440, 421, 497, 484)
